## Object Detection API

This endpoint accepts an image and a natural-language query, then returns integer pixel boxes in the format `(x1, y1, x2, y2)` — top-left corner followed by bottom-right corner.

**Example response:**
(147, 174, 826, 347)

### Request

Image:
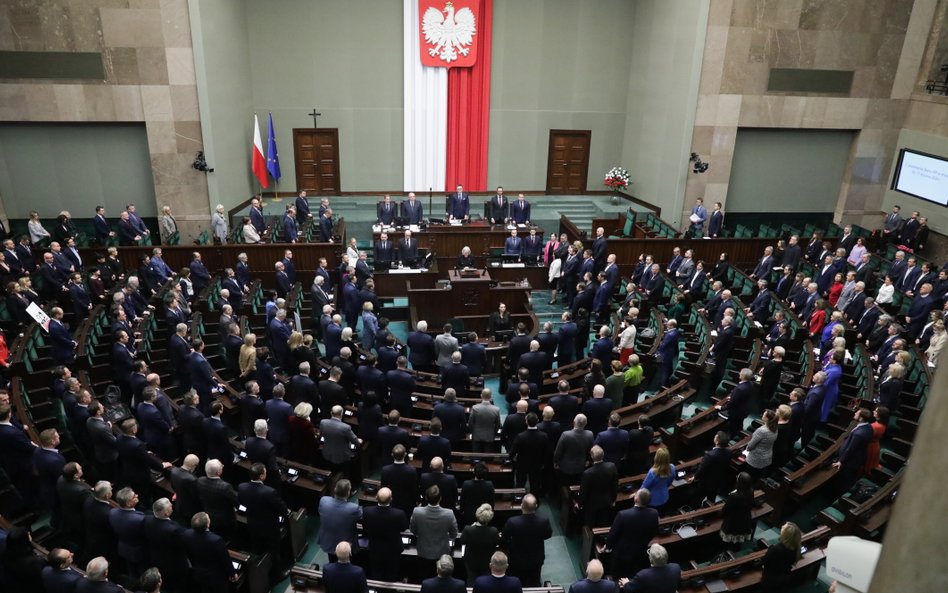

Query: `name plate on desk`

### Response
(388, 267, 426, 274)
(502, 262, 526, 268)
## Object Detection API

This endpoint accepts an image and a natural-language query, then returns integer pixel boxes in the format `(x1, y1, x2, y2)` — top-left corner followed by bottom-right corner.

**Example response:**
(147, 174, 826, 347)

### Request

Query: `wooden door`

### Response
(546, 130, 591, 194)
(293, 128, 340, 194)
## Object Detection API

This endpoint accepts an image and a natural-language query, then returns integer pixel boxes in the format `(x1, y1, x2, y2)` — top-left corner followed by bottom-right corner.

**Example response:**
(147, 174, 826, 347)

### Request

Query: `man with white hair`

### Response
(245, 418, 281, 487)
(142, 497, 189, 591)
(569, 559, 616, 593)
(323, 541, 368, 593)
(617, 543, 681, 593)
(441, 350, 471, 393)
(81, 557, 124, 593)
(554, 414, 594, 486)
(518, 339, 546, 386)
(319, 405, 361, 474)
(169, 454, 201, 526)
(408, 319, 436, 372)
(196, 458, 237, 540)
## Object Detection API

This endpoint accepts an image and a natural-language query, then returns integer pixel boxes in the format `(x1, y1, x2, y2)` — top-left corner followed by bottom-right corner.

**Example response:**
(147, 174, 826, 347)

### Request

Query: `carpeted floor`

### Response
(274, 288, 835, 592)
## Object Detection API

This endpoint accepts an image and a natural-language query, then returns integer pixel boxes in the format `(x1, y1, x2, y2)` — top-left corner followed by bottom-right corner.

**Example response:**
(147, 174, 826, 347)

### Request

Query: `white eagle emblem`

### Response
(422, 2, 476, 64)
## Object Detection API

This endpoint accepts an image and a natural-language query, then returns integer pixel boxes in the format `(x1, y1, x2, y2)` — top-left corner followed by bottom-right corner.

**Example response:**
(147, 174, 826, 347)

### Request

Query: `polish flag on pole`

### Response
(251, 114, 269, 188)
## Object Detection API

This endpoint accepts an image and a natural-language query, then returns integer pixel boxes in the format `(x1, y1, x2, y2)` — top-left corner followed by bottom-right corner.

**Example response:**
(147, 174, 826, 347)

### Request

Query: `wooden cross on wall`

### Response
(308, 108, 322, 128)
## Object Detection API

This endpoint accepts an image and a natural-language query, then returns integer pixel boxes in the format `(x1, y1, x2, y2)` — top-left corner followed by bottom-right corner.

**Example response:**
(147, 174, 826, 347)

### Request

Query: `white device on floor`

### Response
(826, 536, 881, 593)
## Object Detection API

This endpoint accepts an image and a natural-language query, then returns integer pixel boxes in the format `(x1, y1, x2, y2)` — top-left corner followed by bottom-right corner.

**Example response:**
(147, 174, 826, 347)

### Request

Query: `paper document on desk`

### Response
(503, 263, 526, 268)
(676, 525, 698, 538)
(409, 225, 420, 232)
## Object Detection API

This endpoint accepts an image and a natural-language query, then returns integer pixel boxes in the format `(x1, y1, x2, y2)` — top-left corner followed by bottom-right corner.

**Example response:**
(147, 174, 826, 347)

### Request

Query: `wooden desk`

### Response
(374, 222, 543, 258)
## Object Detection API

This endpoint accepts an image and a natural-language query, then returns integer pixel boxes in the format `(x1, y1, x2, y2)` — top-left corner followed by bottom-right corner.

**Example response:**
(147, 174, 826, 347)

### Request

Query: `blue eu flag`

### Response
(266, 112, 281, 181)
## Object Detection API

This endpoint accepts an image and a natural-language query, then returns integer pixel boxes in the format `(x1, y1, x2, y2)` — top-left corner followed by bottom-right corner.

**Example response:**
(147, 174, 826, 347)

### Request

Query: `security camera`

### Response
(192, 151, 214, 173)
(689, 152, 709, 174)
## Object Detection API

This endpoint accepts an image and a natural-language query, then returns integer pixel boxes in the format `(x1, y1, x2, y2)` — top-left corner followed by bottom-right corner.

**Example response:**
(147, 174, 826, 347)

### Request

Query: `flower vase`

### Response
(611, 191, 620, 205)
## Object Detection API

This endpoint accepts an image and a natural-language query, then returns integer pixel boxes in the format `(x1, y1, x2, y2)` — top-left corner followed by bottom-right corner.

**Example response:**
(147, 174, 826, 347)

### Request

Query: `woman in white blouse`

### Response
(210, 204, 228, 244)
(617, 309, 639, 365)
(159, 205, 177, 243)
(875, 275, 895, 312)
(346, 237, 360, 261)
(27, 211, 50, 245)
(241, 216, 261, 244)
(926, 320, 946, 367)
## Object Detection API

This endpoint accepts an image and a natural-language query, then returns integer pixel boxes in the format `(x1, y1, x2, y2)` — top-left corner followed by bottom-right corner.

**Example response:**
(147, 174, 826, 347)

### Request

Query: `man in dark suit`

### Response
(82, 481, 118, 563)
(800, 371, 826, 449)
(716, 368, 756, 438)
(189, 340, 219, 413)
(579, 445, 618, 528)
(183, 511, 238, 593)
(385, 356, 416, 419)
(116, 418, 171, 506)
(319, 208, 334, 241)
(407, 320, 436, 372)
(488, 187, 509, 224)
(522, 228, 542, 260)
(590, 326, 614, 369)
(905, 282, 935, 339)
(570, 559, 616, 593)
(510, 194, 531, 225)
(323, 541, 369, 593)
(109, 486, 147, 576)
(373, 231, 395, 267)
(582, 385, 614, 436)
(417, 418, 453, 471)
(424, 555, 467, 593)
(84, 401, 118, 481)
(460, 332, 487, 376)
(606, 488, 659, 578)
(402, 192, 424, 224)
(41, 547, 83, 593)
(831, 408, 874, 499)
(245, 419, 282, 488)
(295, 190, 312, 223)
(92, 206, 114, 244)
(433, 390, 468, 445)
(143, 497, 190, 591)
(57, 462, 93, 547)
(518, 340, 547, 386)
(440, 352, 471, 394)
(656, 319, 681, 388)
(238, 463, 290, 582)
(691, 430, 733, 504)
(473, 552, 522, 593)
(203, 401, 233, 469)
(510, 413, 551, 495)
(448, 184, 470, 221)
(362, 486, 409, 581)
(561, 246, 581, 306)
(137, 387, 172, 459)
(504, 229, 522, 258)
(594, 414, 629, 467)
(282, 206, 299, 243)
(420, 457, 460, 511)
(617, 543, 681, 593)
(48, 307, 77, 365)
(381, 444, 420, 517)
(169, 454, 202, 526)
(377, 410, 411, 466)
(75, 557, 125, 593)
(591, 227, 607, 273)
(500, 495, 551, 587)
(33, 428, 66, 524)
(196, 458, 238, 541)
(377, 194, 397, 225)
(399, 229, 420, 267)
(557, 312, 579, 366)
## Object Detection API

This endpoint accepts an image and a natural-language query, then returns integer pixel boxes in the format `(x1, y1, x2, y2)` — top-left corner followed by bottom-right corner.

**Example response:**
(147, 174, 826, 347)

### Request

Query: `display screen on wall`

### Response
(891, 149, 948, 207)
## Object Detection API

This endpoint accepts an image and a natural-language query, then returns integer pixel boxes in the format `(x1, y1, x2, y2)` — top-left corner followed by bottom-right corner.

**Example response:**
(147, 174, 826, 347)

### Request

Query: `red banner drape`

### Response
(445, 0, 492, 191)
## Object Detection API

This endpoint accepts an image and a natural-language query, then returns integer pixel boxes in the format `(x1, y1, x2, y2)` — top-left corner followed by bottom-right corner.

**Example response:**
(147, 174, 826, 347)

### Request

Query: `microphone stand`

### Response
(428, 187, 432, 223)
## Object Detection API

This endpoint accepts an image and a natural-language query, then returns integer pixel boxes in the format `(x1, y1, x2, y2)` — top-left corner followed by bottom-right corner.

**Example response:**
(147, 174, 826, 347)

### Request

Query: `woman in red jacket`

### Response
(808, 298, 828, 338)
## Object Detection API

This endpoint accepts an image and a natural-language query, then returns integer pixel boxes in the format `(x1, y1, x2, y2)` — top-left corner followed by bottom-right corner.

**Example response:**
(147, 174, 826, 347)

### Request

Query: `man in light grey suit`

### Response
(553, 413, 594, 487)
(319, 405, 362, 474)
(317, 479, 363, 560)
(468, 388, 501, 453)
(410, 485, 458, 561)
(434, 324, 460, 369)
